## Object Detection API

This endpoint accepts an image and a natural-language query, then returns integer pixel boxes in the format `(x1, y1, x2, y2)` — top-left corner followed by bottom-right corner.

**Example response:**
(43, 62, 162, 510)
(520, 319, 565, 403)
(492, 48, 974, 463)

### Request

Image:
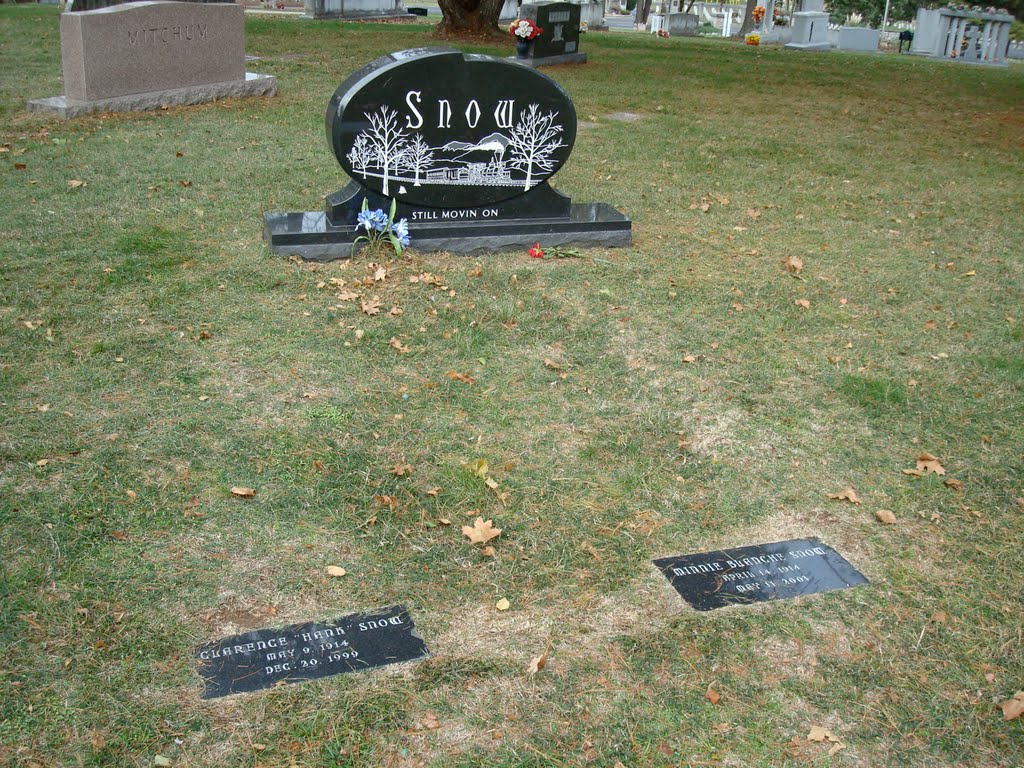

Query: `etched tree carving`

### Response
(362, 106, 409, 196)
(346, 134, 373, 179)
(506, 104, 565, 191)
(405, 134, 435, 187)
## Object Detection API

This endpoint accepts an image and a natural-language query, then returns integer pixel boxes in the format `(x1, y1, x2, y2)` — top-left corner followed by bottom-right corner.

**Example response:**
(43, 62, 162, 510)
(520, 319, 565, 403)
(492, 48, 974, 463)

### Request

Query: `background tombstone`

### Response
(264, 47, 630, 258)
(27, 0, 276, 118)
(837, 26, 880, 52)
(303, 0, 407, 21)
(518, 2, 587, 66)
(784, 0, 831, 51)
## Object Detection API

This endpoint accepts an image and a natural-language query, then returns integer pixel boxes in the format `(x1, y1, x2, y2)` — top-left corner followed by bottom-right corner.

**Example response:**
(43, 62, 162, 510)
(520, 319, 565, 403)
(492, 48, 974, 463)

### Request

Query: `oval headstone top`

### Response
(326, 47, 578, 208)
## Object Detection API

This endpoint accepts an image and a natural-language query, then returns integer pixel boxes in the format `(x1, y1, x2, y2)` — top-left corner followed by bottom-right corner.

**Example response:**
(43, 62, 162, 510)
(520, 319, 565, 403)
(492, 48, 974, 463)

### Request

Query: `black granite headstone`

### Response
(527, 3, 583, 59)
(194, 605, 429, 698)
(263, 47, 628, 258)
(654, 538, 867, 611)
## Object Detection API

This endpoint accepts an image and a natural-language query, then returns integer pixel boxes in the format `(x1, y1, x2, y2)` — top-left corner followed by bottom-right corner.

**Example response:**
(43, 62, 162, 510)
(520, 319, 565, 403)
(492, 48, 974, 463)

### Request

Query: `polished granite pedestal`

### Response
(264, 181, 632, 259)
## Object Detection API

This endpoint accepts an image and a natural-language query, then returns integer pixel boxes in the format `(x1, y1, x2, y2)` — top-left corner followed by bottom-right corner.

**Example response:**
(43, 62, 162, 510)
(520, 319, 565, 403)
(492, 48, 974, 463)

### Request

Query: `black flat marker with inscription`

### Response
(194, 605, 429, 699)
(654, 538, 867, 611)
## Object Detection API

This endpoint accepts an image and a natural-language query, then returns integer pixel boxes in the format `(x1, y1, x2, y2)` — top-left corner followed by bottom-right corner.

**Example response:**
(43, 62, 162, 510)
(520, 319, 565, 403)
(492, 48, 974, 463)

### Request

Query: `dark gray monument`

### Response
(518, 2, 587, 67)
(264, 47, 631, 258)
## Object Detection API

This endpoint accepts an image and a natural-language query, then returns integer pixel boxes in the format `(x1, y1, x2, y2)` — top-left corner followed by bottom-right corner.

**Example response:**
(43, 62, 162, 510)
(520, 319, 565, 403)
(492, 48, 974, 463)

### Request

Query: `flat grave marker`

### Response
(654, 538, 867, 611)
(194, 605, 429, 698)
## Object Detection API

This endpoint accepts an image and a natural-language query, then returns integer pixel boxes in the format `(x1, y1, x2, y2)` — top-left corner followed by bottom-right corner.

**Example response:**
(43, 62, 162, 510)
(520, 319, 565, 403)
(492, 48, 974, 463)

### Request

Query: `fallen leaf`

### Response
(424, 487, 441, 497)
(36, 458, 49, 467)
(375, 494, 399, 508)
(784, 256, 804, 273)
(875, 509, 897, 525)
(373, 265, 387, 282)
(681, 355, 697, 363)
(154, 756, 172, 767)
(126, 489, 137, 500)
(446, 371, 476, 384)
(230, 486, 255, 498)
(944, 478, 963, 491)
(706, 685, 721, 705)
(827, 487, 861, 504)
(389, 306, 403, 317)
(795, 299, 811, 309)
(110, 530, 128, 541)
(390, 463, 413, 476)
(466, 458, 489, 478)
(337, 289, 360, 301)
(467, 264, 483, 277)
(746, 208, 762, 220)
(484, 477, 500, 490)
(495, 598, 510, 611)
(422, 712, 441, 730)
(67, 179, 86, 189)
(1000, 692, 1024, 721)
(481, 545, 496, 556)
(807, 725, 845, 755)
(529, 650, 548, 675)
(361, 297, 381, 315)
(462, 516, 501, 544)
(699, 202, 711, 212)
(916, 452, 946, 476)
(388, 337, 410, 354)
(326, 566, 347, 577)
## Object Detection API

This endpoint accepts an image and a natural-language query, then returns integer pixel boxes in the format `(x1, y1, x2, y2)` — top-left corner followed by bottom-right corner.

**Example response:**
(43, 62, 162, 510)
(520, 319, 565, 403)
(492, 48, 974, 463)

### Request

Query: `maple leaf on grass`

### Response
(388, 337, 410, 354)
(706, 685, 721, 705)
(784, 256, 804, 274)
(361, 297, 381, 315)
(916, 452, 946, 476)
(528, 651, 548, 675)
(827, 487, 861, 504)
(875, 509, 897, 525)
(230, 486, 256, 498)
(1001, 691, 1024, 721)
(446, 371, 476, 385)
(462, 516, 501, 544)
(465, 458, 488, 478)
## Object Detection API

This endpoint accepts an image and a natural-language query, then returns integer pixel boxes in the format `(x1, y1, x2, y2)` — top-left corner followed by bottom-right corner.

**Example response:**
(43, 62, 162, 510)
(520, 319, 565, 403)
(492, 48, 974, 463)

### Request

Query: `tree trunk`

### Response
(435, 0, 505, 36)
(635, 0, 653, 25)
(738, 0, 758, 34)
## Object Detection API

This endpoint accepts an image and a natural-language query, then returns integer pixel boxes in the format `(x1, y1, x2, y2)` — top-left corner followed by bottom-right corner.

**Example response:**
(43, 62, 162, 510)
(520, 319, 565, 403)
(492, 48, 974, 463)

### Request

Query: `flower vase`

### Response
(516, 38, 531, 59)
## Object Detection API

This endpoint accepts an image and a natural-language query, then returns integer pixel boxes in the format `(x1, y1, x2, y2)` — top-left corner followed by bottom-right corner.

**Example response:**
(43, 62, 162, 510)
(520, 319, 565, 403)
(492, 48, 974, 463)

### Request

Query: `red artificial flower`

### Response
(529, 243, 545, 259)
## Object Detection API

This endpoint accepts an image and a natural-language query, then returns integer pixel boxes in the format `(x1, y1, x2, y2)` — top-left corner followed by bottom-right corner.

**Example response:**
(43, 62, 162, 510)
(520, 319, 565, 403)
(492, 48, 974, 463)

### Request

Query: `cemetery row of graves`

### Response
(2, 2, 1023, 766)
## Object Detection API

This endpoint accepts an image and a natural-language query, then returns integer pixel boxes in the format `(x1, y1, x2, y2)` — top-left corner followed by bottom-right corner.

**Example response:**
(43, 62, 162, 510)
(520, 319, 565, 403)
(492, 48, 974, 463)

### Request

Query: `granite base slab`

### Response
(513, 52, 588, 67)
(27, 72, 276, 118)
(264, 203, 631, 260)
(783, 42, 832, 51)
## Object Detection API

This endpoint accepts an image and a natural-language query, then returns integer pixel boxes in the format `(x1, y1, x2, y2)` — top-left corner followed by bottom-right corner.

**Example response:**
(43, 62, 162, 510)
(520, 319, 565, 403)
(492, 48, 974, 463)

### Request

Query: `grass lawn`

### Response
(2, 6, 1023, 766)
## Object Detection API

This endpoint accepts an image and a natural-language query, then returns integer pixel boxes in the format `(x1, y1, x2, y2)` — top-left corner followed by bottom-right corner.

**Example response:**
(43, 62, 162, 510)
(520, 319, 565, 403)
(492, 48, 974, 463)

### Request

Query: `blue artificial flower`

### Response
(356, 208, 388, 232)
(391, 218, 410, 247)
